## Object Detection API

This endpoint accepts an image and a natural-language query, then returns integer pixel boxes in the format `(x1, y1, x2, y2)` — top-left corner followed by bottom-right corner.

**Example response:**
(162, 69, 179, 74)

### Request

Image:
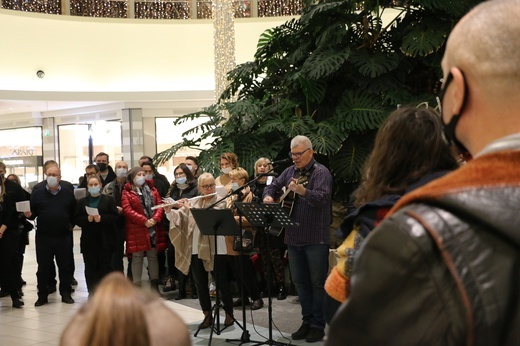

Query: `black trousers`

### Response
(191, 254, 233, 315)
(48, 233, 75, 286)
(229, 254, 261, 301)
(111, 226, 125, 272)
(83, 250, 112, 293)
(0, 229, 21, 298)
(36, 235, 73, 298)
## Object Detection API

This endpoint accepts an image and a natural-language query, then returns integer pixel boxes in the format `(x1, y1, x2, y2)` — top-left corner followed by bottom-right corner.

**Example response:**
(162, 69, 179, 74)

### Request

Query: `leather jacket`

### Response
(326, 150, 520, 346)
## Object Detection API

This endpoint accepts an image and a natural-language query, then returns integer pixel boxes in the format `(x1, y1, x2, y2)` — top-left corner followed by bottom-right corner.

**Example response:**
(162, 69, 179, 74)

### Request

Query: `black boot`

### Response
(11, 293, 24, 308)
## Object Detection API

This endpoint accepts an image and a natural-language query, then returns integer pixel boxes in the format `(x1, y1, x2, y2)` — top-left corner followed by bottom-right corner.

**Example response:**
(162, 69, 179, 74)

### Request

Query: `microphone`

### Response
(271, 158, 292, 165)
(258, 172, 277, 177)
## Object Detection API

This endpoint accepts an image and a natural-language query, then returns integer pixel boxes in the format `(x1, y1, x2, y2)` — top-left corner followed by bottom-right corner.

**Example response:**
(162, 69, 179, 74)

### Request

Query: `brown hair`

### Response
(355, 106, 458, 206)
(219, 152, 239, 169)
(60, 273, 190, 346)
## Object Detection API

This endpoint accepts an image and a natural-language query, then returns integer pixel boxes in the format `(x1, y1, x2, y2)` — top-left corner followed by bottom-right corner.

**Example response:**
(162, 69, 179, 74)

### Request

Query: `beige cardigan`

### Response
(167, 195, 225, 275)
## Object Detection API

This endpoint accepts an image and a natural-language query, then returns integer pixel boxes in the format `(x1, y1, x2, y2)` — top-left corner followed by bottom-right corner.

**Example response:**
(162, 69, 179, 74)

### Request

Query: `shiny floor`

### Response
(0, 230, 322, 345)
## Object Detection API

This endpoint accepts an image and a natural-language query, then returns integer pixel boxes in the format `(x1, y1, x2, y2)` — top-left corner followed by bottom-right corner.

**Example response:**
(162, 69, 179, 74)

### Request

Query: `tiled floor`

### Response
(0, 230, 322, 345)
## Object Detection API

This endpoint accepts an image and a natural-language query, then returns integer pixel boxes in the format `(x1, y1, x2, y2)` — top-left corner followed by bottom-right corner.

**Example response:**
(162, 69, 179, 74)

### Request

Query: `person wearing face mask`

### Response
(25, 166, 77, 307)
(140, 161, 168, 198)
(77, 164, 100, 189)
(94, 152, 116, 187)
(31, 160, 77, 295)
(163, 163, 199, 298)
(74, 176, 119, 294)
(102, 161, 130, 275)
(121, 167, 167, 291)
(0, 162, 28, 308)
(139, 156, 170, 192)
(215, 152, 239, 192)
(185, 156, 201, 178)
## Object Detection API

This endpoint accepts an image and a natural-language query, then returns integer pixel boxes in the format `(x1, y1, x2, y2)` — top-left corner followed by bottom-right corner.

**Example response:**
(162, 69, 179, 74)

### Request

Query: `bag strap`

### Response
(403, 203, 496, 346)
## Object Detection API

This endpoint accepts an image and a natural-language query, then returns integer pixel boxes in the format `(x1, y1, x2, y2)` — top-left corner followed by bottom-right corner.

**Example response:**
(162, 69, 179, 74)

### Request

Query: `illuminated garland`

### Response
(213, 0, 235, 112)
(0, 0, 304, 18)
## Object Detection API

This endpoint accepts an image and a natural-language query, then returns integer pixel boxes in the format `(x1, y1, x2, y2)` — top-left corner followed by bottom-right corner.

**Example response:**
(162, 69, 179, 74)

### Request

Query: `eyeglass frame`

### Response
(200, 183, 216, 190)
(289, 148, 311, 159)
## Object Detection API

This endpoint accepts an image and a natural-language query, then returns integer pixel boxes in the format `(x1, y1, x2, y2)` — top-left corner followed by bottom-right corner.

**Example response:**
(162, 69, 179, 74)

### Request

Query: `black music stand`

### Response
(190, 208, 244, 345)
(234, 203, 296, 346)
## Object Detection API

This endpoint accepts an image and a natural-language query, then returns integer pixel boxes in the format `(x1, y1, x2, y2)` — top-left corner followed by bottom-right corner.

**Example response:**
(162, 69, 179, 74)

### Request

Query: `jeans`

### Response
(288, 244, 329, 329)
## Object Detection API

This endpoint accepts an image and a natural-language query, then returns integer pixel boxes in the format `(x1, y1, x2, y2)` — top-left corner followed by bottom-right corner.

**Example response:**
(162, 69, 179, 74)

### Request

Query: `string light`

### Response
(0, 0, 303, 18)
(213, 0, 236, 114)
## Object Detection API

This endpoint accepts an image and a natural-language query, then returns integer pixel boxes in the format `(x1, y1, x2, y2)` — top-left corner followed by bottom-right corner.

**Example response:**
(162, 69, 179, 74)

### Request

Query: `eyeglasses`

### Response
(289, 148, 311, 159)
(200, 184, 216, 190)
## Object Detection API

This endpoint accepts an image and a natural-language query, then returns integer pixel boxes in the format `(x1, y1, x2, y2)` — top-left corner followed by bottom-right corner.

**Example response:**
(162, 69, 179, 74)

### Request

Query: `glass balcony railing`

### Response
(0, 0, 304, 19)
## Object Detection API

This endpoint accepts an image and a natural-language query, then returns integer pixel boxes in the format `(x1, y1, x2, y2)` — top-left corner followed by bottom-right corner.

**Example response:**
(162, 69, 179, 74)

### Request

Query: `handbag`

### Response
(233, 230, 254, 252)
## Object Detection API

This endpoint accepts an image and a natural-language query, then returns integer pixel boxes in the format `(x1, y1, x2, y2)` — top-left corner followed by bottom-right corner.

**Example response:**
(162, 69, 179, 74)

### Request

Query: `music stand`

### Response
(190, 208, 244, 345)
(234, 203, 296, 346)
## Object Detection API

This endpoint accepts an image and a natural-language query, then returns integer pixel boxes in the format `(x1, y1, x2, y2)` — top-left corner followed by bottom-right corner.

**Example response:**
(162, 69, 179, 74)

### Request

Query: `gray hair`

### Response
(290, 135, 313, 150)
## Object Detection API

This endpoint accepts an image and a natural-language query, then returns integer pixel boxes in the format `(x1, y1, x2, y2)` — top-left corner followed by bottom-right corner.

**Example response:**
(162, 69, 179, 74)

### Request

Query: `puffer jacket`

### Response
(121, 180, 167, 254)
(326, 150, 520, 346)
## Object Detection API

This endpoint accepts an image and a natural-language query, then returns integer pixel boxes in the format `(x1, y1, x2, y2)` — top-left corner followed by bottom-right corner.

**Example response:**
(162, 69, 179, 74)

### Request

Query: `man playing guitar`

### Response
(263, 135, 333, 343)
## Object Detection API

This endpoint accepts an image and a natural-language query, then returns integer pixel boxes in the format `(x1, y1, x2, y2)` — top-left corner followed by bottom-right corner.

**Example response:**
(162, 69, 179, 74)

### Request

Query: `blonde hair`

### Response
(254, 158, 273, 176)
(228, 167, 249, 181)
(60, 273, 190, 346)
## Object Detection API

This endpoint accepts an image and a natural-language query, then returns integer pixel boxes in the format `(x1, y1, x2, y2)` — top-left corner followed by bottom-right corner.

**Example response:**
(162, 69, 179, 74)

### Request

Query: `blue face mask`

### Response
(176, 177, 187, 185)
(88, 186, 101, 196)
(47, 176, 59, 188)
(135, 176, 146, 186)
(116, 168, 127, 179)
(231, 182, 239, 191)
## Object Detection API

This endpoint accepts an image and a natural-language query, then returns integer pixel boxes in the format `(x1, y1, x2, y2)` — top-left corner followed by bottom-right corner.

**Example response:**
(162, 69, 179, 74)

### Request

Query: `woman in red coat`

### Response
(122, 167, 167, 291)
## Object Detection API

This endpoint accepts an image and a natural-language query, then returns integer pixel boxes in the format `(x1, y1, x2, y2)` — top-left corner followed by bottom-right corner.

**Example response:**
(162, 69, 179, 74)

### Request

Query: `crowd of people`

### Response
(2, 2, 520, 344)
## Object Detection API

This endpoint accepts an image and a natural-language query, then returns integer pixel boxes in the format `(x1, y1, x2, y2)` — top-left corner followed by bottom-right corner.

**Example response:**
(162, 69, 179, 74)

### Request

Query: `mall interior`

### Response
(0, 2, 323, 345)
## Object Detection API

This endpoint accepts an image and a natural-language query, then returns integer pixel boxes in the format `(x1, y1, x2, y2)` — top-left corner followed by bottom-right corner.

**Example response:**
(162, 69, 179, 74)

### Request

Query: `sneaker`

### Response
(305, 327, 325, 343)
(291, 322, 310, 340)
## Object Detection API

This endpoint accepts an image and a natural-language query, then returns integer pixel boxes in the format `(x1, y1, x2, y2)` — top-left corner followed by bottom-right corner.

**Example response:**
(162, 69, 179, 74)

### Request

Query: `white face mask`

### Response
(145, 174, 153, 180)
(230, 182, 239, 191)
(135, 176, 146, 186)
(116, 168, 127, 179)
(176, 177, 187, 185)
(185, 164, 193, 171)
(47, 176, 59, 188)
(221, 167, 232, 175)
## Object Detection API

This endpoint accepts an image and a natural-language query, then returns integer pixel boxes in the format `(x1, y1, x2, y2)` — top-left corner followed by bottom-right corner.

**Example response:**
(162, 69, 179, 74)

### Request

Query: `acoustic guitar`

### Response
(269, 175, 309, 236)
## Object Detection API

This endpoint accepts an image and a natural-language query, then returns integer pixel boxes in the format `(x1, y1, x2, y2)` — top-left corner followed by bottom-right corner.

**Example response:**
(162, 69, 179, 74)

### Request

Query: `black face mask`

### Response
(97, 163, 107, 172)
(438, 71, 469, 153)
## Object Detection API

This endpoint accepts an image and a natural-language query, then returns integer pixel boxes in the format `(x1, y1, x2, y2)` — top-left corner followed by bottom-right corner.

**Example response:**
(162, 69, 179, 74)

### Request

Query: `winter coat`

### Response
(121, 180, 167, 254)
(326, 150, 520, 346)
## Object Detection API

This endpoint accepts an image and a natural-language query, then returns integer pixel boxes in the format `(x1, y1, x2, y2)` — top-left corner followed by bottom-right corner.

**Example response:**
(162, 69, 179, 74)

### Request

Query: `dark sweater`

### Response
(30, 186, 76, 237)
(75, 194, 119, 252)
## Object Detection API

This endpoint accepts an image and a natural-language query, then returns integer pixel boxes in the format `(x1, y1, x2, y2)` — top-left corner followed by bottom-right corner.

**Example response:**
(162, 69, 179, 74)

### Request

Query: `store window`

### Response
(58, 121, 122, 184)
(0, 126, 43, 190)
(155, 116, 213, 182)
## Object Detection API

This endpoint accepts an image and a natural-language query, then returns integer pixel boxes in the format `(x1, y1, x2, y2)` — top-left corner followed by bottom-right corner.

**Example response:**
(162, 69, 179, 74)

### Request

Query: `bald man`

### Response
(326, 1, 520, 345)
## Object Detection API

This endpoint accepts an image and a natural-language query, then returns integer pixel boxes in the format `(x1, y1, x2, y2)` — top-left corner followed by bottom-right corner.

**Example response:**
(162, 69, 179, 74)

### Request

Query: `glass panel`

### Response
(0, 127, 44, 191)
(197, 0, 212, 19)
(155, 116, 213, 182)
(58, 121, 122, 185)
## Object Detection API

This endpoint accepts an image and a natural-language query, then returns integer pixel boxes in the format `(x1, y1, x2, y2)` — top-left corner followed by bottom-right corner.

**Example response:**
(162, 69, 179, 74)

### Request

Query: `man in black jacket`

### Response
(326, 1, 520, 345)
(25, 166, 77, 306)
(94, 152, 116, 187)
